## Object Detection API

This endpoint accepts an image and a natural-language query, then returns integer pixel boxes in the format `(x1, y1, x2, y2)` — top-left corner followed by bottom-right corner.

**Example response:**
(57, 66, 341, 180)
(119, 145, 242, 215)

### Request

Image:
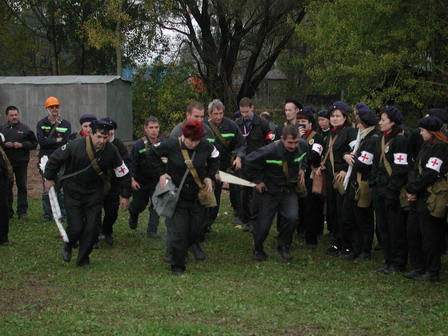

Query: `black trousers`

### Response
(342, 196, 374, 256)
(375, 190, 407, 269)
(407, 202, 444, 274)
(325, 174, 339, 239)
(168, 199, 206, 271)
(0, 178, 9, 242)
(7, 165, 28, 217)
(128, 185, 160, 233)
(65, 189, 103, 266)
(240, 167, 260, 224)
(302, 176, 325, 245)
(101, 190, 120, 235)
(253, 191, 298, 251)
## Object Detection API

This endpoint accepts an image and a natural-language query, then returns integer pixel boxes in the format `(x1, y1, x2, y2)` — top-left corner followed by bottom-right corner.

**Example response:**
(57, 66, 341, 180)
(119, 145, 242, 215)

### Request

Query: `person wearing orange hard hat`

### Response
(36, 96, 71, 222)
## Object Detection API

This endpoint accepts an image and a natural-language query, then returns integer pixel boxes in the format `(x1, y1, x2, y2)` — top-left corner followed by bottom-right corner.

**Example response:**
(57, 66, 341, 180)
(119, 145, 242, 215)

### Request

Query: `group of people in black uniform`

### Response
(1, 95, 447, 281)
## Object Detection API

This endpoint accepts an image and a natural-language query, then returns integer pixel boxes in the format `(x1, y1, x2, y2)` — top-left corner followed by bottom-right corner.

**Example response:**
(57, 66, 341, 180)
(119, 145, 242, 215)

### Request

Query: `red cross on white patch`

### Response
(357, 151, 373, 165)
(393, 153, 408, 165)
(426, 157, 443, 172)
(312, 143, 323, 156)
(114, 161, 129, 177)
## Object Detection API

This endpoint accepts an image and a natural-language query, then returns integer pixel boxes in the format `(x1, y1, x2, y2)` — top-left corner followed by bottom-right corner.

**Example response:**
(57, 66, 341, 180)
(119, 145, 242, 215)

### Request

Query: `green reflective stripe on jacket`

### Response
(41, 126, 51, 130)
(139, 148, 147, 153)
(221, 133, 235, 138)
(294, 152, 307, 162)
(266, 160, 283, 164)
(207, 138, 215, 142)
(56, 127, 68, 132)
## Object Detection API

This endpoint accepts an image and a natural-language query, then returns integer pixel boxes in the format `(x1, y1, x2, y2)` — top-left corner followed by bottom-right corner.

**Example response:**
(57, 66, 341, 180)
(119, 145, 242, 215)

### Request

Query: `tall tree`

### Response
(155, 0, 307, 111)
(2, 0, 66, 74)
(297, 0, 448, 118)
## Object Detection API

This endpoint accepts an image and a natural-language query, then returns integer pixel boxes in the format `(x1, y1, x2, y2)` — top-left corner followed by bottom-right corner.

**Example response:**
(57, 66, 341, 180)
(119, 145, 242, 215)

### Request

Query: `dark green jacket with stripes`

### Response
(36, 117, 71, 158)
(245, 139, 308, 193)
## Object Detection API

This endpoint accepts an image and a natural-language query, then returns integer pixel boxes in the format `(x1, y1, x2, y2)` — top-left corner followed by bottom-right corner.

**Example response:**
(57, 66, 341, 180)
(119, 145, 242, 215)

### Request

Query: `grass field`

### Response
(1, 195, 448, 336)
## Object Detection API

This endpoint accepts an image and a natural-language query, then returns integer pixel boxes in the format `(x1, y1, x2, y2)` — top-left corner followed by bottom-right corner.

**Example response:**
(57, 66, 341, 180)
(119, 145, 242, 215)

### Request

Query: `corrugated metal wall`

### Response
(0, 77, 133, 141)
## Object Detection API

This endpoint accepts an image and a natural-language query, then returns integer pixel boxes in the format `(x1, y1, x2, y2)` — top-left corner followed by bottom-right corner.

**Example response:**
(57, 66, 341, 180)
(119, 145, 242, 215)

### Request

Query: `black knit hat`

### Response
(382, 106, 402, 125)
(285, 98, 303, 110)
(328, 101, 351, 114)
(79, 114, 97, 125)
(101, 117, 118, 130)
(418, 115, 443, 131)
(428, 108, 448, 123)
(355, 103, 377, 126)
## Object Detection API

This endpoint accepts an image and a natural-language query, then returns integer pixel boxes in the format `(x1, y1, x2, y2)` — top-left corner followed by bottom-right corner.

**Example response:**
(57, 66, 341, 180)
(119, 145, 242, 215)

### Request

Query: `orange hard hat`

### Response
(45, 96, 60, 108)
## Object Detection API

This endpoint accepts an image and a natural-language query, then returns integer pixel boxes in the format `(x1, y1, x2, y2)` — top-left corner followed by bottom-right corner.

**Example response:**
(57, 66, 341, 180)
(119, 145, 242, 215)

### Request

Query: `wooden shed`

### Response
(0, 76, 133, 141)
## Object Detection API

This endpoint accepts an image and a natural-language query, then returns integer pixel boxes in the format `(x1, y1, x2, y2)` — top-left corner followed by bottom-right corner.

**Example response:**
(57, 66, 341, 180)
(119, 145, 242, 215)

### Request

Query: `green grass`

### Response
(1, 195, 448, 335)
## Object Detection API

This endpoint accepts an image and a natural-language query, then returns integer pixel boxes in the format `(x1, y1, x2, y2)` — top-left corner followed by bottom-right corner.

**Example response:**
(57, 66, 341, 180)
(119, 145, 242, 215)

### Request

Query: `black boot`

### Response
(61, 243, 72, 262)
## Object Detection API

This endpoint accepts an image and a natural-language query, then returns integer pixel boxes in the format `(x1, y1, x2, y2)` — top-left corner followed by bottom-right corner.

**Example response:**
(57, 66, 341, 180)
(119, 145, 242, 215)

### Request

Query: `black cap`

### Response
(317, 110, 329, 119)
(428, 108, 448, 123)
(418, 115, 443, 131)
(101, 117, 118, 130)
(328, 101, 351, 114)
(90, 120, 114, 132)
(79, 114, 97, 125)
(355, 103, 377, 126)
(297, 106, 316, 125)
(382, 106, 403, 125)
(285, 98, 303, 110)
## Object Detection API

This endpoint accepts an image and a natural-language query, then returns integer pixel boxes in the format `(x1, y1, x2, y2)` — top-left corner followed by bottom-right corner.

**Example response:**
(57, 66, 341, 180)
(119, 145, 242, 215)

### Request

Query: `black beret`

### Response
(418, 115, 443, 131)
(317, 110, 330, 119)
(79, 114, 97, 125)
(328, 101, 351, 114)
(356, 103, 377, 126)
(297, 106, 316, 124)
(101, 117, 118, 130)
(90, 120, 113, 132)
(382, 106, 402, 125)
(285, 98, 303, 110)
(428, 108, 448, 123)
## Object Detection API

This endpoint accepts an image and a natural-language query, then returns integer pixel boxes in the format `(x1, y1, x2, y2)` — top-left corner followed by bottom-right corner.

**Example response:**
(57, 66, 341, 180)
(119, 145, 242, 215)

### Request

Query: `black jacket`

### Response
(44, 136, 131, 198)
(236, 114, 273, 155)
(371, 133, 410, 199)
(129, 136, 165, 186)
(0, 121, 38, 167)
(406, 141, 448, 200)
(323, 125, 357, 177)
(148, 138, 220, 201)
(245, 139, 308, 193)
(204, 117, 247, 170)
(36, 117, 71, 158)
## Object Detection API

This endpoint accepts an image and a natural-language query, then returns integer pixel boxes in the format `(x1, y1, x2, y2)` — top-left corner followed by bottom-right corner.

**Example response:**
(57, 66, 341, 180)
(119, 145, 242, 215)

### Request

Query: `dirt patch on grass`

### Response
(1, 276, 60, 315)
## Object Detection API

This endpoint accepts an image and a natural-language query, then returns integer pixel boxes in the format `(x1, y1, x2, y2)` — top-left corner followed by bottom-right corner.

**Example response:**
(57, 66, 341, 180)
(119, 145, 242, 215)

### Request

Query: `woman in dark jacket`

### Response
(316, 101, 357, 255)
(149, 121, 220, 275)
(405, 116, 448, 282)
(341, 104, 378, 262)
(371, 106, 410, 275)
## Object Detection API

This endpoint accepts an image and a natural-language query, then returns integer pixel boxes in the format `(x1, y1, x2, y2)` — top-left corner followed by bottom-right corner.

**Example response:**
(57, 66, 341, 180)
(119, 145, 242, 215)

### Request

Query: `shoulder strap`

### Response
(380, 136, 393, 176)
(307, 130, 317, 142)
(141, 136, 150, 150)
(208, 119, 229, 148)
(0, 146, 14, 183)
(85, 136, 109, 185)
(48, 119, 61, 138)
(178, 137, 204, 189)
(321, 132, 339, 168)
